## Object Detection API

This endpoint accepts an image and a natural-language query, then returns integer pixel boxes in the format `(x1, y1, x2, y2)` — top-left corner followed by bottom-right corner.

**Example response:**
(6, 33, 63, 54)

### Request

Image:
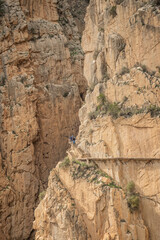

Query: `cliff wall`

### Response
(77, 0, 160, 159)
(34, 158, 151, 240)
(0, 0, 88, 239)
(34, 0, 160, 239)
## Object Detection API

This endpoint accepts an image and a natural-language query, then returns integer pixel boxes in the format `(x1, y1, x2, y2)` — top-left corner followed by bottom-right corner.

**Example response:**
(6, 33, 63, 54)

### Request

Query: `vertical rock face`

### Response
(77, 0, 160, 158)
(0, 0, 88, 239)
(34, 160, 149, 240)
(34, 0, 160, 240)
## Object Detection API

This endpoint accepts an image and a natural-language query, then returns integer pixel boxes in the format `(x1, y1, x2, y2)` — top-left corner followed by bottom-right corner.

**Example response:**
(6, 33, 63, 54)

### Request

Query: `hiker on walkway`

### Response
(69, 135, 73, 142)
(69, 135, 76, 145)
(73, 136, 76, 144)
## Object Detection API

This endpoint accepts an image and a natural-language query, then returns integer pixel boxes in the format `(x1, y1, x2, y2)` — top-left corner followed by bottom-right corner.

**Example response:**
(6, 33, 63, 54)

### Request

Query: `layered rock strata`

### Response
(34, 159, 149, 240)
(77, 0, 160, 159)
(34, 0, 160, 239)
(0, 0, 88, 239)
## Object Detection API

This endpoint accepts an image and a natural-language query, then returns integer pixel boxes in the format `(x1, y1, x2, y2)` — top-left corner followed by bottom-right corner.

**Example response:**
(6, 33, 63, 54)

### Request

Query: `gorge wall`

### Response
(34, 0, 160, 240)
(0, 0, 88, 239)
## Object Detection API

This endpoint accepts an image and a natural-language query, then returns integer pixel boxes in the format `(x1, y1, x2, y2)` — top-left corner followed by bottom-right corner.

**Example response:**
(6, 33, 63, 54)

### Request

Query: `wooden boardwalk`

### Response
(78, 157, 160, 162)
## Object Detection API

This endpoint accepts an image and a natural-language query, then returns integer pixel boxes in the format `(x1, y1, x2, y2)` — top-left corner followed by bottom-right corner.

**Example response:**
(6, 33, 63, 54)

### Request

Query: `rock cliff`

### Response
(34, 0, 160, 239)
(34, 158, 150, 240)
(0, 0, 88, 239)
(78, 0, 160, 159)
(1, 0, 160, 239)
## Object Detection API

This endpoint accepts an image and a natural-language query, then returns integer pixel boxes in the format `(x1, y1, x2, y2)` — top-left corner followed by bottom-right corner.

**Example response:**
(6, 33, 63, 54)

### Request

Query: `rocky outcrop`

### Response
(34, 0, 160, 239)
(78, 0, 160, 158)
(0, 0, 88, 239)
(34, 159, 149, 240)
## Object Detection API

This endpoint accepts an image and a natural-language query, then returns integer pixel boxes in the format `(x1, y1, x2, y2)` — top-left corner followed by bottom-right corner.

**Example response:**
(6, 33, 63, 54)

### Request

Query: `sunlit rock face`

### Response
(78, 0, 160, 159)
(34, 161, 149, 240)
(0, 0, 88, 239)
(34, 1, 160, 240)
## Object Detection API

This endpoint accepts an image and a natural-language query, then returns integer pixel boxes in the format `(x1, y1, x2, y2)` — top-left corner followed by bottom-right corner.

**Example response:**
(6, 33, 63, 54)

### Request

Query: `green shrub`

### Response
(0, 0, 5, 17)
(39, 191, 46, 201)
(108, 102, 121, 119)
(120, 108, 133, 118)
(126, 181, 139, 211)
(59, 157, 70, 168)
(126, 181, 135, 194)
(109, 6, 117, 18)
(127, 195, 139, 210)
(97, 93, 106, 105)
(147, 105, 160, 117)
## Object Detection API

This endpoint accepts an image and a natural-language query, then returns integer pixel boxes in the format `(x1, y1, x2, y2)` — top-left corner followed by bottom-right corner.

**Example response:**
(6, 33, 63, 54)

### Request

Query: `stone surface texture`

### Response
(0, 0, 88, 239)
(34, 161, 149, 240)
(1, 0, 160, 239)
(34, 0, 160, 240)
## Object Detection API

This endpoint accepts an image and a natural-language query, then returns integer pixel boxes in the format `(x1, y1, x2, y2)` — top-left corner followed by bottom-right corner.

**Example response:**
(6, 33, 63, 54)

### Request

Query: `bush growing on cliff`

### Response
(147, 105, 160, 117)
(126, 181, 139, 212)
(127, 195, 139, 210)
(97, 93, 106, 106)
(39, 191, 46, 201)
(0, 0, 5, 17)
(119, 67, 130, 76)
(59, 157, 70, 168)
(109, 6, 117, 18)
(126, 181, 135, 194)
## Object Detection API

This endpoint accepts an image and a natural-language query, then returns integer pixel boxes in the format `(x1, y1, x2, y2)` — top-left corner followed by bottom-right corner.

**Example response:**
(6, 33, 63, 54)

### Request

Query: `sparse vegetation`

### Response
(119, 67, 130, 76)
(126, 181, 135, 194)
(70, 159, 121, 190)
(59, 157, 70, 168)
(109, 6, 117, 18)
(126, 181, 139, 211)
(39, 191, 46, 201)
(97, 93, 106, 106)
(127, 195, 139, 210)
(134, 63, 156, 76)
(147, 104, 160, 117)
(89, 93, 160, 120)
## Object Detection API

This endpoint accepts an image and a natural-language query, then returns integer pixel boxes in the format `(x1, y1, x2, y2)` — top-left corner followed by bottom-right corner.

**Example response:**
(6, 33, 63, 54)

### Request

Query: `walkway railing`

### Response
(78, 157, 160, 161)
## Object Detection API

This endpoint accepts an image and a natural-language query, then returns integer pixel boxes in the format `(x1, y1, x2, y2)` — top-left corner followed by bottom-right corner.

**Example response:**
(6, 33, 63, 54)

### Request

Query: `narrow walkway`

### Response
(78, 157, 160, 161)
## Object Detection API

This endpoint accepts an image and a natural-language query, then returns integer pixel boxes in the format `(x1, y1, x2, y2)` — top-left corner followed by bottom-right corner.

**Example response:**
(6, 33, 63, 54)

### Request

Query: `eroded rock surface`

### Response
(0, 0, 88, 239)
(77, 0, 160, 159)
(34, 160, 149, 240)
(34, 0, 160, 239)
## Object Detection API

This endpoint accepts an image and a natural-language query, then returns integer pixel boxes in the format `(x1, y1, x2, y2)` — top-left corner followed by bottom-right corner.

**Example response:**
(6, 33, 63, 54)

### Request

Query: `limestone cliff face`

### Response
(0, 0, 88, 239)
(34, 160, 149, 240)
(78, 0, 160, 159)
(34, 0, 160, 239)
